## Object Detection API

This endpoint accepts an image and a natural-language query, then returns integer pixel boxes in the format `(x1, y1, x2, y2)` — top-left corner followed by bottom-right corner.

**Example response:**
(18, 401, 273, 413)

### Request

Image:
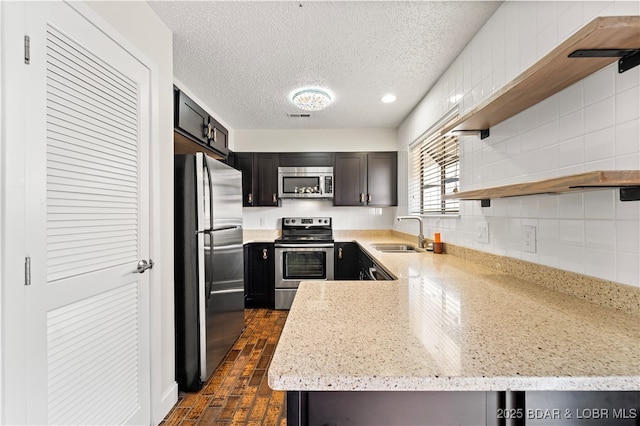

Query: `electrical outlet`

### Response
(476, 222, 489, 243)
(522, 225, 536, 253)
(259, 217, 265, 228)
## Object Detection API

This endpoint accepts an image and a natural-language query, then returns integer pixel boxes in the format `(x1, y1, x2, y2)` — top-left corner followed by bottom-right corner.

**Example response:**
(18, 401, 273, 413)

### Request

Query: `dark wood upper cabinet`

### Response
(334, 152, 397, 206)
(334, 153, 368, 206)
(174, 87, 228, 157)
(233, 152, 255, 207)
(254, 153, 279, 206)
(175, 89, 208, 144)
(278, 152, 334, 167)
(232, 153, 279, 207)
(366, 152, 397, 206)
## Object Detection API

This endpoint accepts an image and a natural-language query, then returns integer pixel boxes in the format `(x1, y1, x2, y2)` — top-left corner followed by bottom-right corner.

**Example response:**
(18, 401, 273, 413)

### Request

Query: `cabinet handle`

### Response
(359, 193, 365, 203)
(338, 247, 343, 259)
(213, 127, 217, 143)
(272, 193, 277, 204)
(204, 122, 212, 139)
(262, 248, 268, 260)
(367, 193, 372, 203)
(248, 193, 253, 204)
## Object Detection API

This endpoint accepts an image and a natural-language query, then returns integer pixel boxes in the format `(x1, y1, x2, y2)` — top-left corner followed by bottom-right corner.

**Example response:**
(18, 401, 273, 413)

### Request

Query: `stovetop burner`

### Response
(276, 216, 333, 244)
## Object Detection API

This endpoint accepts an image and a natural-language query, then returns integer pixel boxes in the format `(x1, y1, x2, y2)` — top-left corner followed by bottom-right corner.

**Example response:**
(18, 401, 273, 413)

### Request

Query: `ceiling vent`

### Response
(287, 113, 311, 118)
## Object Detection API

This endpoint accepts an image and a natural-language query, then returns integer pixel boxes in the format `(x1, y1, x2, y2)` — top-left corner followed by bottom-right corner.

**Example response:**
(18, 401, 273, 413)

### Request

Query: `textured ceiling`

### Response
(148, 1, 502, 130)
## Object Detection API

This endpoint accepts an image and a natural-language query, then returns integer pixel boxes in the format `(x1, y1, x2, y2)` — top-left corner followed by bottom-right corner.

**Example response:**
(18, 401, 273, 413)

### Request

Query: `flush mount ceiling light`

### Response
(291, 88, 332, 111)
(381, 94, 397, 103)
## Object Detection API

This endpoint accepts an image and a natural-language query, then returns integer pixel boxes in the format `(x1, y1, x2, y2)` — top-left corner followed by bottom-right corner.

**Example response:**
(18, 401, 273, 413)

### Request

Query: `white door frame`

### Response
(0, 1, 165, 423)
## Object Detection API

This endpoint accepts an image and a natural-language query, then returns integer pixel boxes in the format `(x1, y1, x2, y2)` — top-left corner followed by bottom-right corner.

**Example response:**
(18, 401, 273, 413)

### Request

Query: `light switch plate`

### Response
(476, 222, 489, 244)
(522, 225, 536, 253)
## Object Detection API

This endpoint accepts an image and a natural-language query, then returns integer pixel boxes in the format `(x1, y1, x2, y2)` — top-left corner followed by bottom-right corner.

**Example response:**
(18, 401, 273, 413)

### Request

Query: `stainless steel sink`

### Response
(371, 243, 419, 252)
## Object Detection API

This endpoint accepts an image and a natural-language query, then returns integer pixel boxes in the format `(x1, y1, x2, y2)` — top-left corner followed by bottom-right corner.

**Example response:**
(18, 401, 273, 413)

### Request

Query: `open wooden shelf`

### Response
(441, 16, 640, 136)
(443, 171, 640, 201)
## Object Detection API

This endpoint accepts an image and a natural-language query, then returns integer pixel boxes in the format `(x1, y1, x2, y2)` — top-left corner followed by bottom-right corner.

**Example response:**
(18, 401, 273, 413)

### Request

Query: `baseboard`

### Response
(153, 382, 179, 425)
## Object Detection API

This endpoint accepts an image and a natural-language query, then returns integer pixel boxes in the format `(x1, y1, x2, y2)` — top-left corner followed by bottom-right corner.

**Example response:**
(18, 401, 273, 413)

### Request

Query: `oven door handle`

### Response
(275, 243, 335, 249)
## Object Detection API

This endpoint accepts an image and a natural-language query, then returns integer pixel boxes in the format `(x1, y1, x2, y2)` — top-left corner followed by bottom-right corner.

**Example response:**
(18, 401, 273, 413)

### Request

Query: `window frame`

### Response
(408, 108, 460, 216)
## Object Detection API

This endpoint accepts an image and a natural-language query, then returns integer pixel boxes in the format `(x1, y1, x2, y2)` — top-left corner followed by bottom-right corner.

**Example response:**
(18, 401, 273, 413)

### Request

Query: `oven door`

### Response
(275, 244, 335, 289)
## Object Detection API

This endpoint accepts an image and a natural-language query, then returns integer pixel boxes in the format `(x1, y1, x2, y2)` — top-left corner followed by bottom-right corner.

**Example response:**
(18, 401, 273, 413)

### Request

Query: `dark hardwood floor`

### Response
(161, 309, 289, 426)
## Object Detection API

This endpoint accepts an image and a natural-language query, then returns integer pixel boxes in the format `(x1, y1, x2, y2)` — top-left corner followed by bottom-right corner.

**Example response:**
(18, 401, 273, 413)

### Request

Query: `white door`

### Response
(9, 2, 151, 424)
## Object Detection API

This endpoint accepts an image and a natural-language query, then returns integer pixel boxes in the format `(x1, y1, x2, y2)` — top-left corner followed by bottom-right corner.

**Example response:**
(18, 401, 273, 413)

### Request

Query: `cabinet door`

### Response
(175, 90, 209, 145)
(244, 244, 275, 308)
(279, 152, 334, 167)
(233, 153, 254, 207)
(208, 116, 229, 156)
(335, 242, 360, 280)
(367, 152, 397, 206)
(254, 153, 280, 206)
(334, 152, 367, 206)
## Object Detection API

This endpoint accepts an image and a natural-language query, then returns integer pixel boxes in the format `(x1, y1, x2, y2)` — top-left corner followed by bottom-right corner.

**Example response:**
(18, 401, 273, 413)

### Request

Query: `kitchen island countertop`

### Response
(267, 235, 640, 392)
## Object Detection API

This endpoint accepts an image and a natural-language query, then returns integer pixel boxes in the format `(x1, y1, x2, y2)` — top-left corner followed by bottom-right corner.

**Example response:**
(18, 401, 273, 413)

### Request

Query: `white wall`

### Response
(234, 128, 397, 152)
(84, 2, 177, 423)
(236, 128, 399, 230)
(397, 1, 640, 288)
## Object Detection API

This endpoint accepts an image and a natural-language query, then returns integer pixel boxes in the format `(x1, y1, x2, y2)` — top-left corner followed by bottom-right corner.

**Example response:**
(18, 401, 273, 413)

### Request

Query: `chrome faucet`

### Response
(396, 216, 426, 248)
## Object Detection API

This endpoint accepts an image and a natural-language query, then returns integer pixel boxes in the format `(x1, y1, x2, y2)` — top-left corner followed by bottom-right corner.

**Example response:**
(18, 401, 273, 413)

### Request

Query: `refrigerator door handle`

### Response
(204, 158, 216, 307)
(209, 288, 244, 295)
(196, 226, 241, 235)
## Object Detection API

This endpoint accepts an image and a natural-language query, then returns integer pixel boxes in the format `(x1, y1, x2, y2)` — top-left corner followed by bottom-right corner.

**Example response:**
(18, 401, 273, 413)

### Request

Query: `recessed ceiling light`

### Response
(290, 88, 332, 111)
(381, 94, 397, 103)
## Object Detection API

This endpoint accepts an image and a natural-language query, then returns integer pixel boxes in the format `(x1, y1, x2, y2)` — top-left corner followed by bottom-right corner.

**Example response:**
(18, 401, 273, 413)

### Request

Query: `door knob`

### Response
(137, 259, 154, 273)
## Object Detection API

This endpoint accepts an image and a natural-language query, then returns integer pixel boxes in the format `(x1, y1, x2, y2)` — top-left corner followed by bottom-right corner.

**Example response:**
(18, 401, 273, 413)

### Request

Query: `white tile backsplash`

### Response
(397, 0, 640, 287)
(584, 96, 615, 134)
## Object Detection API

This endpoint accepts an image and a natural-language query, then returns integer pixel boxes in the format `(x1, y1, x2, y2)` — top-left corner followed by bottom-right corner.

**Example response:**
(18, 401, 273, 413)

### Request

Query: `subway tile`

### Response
(583, 157, 616, 171)
(558, 136, 585, 168)
(536, 96, 558, 126)
(585, 220, 616, 251)
(615, 119, 640, 156)
(584, 126, 615, 163)
(584, 247, 617, 281)
(614, 0, 640, 15)
(583, 1, 612, 22)
(558, 109, 583, 142)
(616, 252, 640, 288)
(616, 220, 640, 254)
(557, 2, 583, 41)
(558, 82, 583, 117)
(616, 152, 640, 169)
(583, 66, 615, 106)
(584, 96, 615, 133)
(615, 86, 640, 124)
(558, 193, 584, 219)
(537, 120, 559, 148)
(584, 190, 616, 220)
(559, 219, 585, 246)
(558, 245, 585, 274)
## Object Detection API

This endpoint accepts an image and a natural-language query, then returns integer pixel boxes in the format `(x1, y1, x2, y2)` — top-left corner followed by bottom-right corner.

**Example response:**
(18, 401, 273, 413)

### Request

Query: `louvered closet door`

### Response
(22, 2, 151, 424)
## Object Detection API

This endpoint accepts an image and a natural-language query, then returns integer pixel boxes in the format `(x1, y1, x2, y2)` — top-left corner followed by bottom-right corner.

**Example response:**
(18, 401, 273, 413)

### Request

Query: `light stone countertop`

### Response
(267, 234, 640, 392)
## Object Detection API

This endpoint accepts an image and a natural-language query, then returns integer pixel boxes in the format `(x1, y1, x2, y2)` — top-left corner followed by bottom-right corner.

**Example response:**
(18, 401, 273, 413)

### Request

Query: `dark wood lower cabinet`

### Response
(334, 242, 360, 280)
(287, 391, 640, 426)
(243, 243, 275, 308)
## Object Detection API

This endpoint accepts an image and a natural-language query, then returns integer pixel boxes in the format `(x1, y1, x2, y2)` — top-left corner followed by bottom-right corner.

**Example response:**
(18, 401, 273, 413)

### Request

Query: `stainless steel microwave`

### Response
(277, 166, 334, 199)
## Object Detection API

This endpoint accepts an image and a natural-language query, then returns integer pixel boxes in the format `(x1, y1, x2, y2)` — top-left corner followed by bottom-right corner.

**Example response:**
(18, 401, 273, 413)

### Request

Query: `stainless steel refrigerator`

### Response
(174, 152, 245, 391)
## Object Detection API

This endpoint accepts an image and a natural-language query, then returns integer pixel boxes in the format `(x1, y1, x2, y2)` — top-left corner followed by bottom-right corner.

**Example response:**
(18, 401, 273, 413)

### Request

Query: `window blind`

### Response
(408, 109, 459, 215)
